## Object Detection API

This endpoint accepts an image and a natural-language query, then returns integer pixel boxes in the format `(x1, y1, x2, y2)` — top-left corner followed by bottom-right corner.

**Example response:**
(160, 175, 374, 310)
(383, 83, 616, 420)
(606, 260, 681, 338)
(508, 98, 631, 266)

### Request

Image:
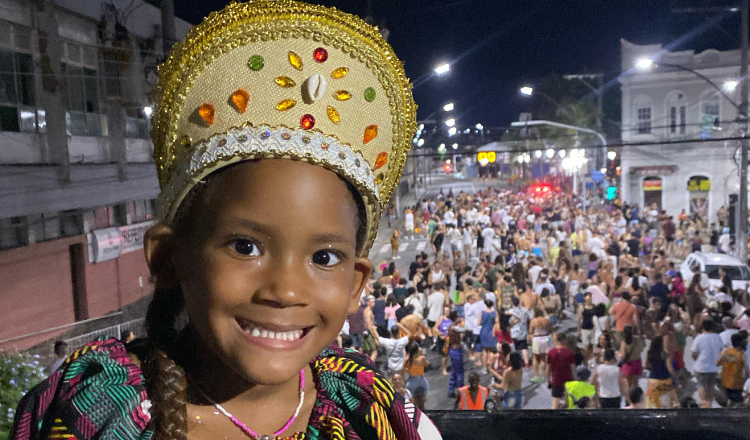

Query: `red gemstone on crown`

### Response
(314, 47, 328, 63)
(301, 114, 316, 130)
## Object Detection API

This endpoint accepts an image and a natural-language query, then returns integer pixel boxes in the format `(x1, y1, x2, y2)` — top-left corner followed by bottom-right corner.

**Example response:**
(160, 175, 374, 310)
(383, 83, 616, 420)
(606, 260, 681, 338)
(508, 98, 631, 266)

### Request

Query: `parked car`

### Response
(680, 252, 750, 295)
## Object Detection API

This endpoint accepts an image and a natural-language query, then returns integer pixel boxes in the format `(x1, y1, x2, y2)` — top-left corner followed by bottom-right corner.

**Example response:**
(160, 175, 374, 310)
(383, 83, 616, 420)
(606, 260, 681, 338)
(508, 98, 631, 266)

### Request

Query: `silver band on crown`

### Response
(157, 125, 380, 224)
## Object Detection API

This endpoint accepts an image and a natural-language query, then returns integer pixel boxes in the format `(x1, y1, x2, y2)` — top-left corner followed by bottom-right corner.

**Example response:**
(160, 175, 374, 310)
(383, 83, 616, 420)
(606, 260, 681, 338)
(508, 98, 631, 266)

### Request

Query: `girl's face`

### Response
(598, 334, 607, 347)
(150, 159, 371, 386)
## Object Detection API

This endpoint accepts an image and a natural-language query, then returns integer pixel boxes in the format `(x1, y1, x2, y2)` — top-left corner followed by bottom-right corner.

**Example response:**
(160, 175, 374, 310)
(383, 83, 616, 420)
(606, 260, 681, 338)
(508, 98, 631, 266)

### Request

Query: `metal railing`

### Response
(64, 317, 145, 349)
(0, 312, 123, 346)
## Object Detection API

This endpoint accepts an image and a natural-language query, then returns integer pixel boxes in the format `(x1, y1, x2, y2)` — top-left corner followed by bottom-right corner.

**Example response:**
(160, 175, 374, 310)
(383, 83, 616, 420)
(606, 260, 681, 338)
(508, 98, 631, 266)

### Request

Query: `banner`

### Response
(90, 220, 157, 263)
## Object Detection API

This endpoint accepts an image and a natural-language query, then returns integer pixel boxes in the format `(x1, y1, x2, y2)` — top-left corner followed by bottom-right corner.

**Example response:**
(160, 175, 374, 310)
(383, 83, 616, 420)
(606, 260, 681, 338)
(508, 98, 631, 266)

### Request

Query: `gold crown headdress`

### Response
(151, 0, 417, 255)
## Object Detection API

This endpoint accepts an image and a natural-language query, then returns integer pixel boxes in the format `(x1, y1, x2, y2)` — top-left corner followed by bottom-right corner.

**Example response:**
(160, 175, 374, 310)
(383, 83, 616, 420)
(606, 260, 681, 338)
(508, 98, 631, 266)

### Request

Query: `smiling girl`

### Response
(11, 2, 441, 440)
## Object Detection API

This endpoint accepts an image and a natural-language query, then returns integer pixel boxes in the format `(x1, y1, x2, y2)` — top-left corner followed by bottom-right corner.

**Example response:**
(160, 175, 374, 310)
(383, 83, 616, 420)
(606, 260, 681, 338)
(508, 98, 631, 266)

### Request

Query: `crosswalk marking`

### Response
(399, 243, 408, 252)
(378, 244, 390, 254)
(416, 241, 427, 251)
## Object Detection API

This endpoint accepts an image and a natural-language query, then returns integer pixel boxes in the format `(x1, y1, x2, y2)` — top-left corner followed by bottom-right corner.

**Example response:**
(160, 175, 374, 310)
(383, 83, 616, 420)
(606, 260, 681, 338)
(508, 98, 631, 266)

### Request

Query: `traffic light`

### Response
(606, 186, 617, 200)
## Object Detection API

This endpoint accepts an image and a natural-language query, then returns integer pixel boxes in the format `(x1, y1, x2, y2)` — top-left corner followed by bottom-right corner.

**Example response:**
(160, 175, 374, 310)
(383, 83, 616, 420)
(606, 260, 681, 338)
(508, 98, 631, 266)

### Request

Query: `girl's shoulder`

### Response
(11, 337, 153, 440)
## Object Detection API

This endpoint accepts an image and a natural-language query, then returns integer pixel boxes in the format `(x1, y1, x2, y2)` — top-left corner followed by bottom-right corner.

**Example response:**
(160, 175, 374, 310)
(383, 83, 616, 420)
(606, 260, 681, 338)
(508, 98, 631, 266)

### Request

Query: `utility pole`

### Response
(161, 0, 176, 55)
(739, 0, 749, 262)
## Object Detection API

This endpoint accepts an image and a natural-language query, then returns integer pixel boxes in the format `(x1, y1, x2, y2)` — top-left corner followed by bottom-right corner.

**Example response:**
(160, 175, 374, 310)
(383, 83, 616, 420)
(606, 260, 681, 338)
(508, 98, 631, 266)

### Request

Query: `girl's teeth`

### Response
(245, 326, 304, 341)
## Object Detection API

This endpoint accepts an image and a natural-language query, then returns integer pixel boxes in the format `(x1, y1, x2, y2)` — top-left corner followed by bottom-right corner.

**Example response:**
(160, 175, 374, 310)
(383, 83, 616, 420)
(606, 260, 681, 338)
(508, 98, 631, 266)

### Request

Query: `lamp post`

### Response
(564, 73, 605, 168)
(636, 46, 748, 260)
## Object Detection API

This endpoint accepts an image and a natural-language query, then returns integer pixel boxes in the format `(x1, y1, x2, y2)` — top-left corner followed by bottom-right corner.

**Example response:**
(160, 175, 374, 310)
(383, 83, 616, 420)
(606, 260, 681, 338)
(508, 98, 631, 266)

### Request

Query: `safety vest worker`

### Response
(457, 385, 489, 410)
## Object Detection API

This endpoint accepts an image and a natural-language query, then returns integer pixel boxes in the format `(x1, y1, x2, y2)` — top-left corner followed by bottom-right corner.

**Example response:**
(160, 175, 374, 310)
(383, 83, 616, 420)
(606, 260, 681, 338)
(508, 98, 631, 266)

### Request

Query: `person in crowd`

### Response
(625, 387, 646, 409)
(405, 341, 431, 411)
(508, 296, 531, 368)
(447, 312, 466, 398)
(618, 324, 644, 403)
(547, 332, 576, 409)
(645, 336, 677, 408)
(692, 319, 724, 408)
(502, 352, 525, 409)
(454, 372, 489, 410)
(435, 305, 453, 375)
(716, 331, 750, 407)
(478, 300, 498, 373)
(45, 340, 69, 376)
(528, 308, 553, 384)
(591, 348, 623, 409)
(578, 292, 596, 361)
(565, 366, 596, 409)
(380, 323, 412, 377)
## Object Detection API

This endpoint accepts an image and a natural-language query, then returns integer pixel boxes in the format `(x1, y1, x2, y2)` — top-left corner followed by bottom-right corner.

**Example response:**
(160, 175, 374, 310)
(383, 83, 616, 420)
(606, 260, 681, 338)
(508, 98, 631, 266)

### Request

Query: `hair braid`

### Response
(140, 287, 189, 440)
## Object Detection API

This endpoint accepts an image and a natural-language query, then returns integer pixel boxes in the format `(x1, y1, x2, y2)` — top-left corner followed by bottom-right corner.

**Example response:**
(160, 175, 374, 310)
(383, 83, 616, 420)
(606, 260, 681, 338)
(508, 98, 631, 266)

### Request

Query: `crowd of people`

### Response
(340, 186, 750, 411)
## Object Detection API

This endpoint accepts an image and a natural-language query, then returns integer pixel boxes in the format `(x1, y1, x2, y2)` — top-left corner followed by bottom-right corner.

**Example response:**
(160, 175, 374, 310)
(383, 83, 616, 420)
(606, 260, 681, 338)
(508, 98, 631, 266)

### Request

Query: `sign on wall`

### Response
(643, 179, 662, 191)
(477, 151, 496, 165)
(90, 220, 157, 263)
(687, 176, 710, 192)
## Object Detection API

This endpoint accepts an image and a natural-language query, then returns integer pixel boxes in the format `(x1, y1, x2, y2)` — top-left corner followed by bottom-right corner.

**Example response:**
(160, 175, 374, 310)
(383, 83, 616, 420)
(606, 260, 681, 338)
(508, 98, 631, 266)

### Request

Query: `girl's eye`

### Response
(231, 239, 261, 256)
(312, 250, 341, 267)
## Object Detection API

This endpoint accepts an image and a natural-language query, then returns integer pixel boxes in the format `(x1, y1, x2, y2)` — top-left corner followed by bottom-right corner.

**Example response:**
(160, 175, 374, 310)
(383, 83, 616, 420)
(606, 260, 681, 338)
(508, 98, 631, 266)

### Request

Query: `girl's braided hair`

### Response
(135, 164, 368, 439)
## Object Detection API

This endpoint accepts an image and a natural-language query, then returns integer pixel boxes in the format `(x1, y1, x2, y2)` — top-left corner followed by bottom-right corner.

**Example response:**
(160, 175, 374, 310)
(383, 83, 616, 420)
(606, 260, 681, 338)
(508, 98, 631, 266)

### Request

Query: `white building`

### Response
(619, 39, 745, 223)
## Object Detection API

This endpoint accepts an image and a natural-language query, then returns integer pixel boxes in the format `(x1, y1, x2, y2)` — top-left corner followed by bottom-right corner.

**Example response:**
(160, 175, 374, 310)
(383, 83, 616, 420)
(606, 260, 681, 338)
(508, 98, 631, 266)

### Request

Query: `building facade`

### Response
(619, 39, 745, 224)
(0, 0, 191, 350)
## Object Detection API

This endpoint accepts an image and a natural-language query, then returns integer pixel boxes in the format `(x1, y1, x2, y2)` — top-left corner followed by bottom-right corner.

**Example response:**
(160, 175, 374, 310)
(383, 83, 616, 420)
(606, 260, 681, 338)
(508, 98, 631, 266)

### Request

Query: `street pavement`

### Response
(368, 177, 709, 410)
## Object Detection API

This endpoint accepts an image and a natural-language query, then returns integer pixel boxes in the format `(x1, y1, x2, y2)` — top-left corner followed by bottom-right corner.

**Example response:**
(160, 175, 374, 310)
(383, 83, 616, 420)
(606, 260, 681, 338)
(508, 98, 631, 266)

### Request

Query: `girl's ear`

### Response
(144, 223, 180, 289)
(348, 257, 373, 314)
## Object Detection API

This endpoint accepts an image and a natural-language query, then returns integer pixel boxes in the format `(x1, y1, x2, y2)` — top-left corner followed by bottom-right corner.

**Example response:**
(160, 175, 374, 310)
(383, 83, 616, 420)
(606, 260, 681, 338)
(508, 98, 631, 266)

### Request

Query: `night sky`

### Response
(171, 0, 743, 132)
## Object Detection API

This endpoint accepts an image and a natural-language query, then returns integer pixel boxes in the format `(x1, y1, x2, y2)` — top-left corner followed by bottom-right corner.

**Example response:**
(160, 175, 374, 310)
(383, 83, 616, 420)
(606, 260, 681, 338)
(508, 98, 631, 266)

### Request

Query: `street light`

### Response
(448, 127, 457, 136)
(452, 143, 458, 149)
(635, 58, 654, 70)
(434, 63, 450, 75)
(417, 139, 425, 147)
(534, 150, 543, 158)
(520, 86, 533, 96)
(545, 148, 555, 158)
(443, 102, 455, 111)
(607, 150, 617, 161)
(476, 123, 484, 130)
(724, 79, 739, 92)
(143, 106, 153, 117)
(445, 118, 456, 127)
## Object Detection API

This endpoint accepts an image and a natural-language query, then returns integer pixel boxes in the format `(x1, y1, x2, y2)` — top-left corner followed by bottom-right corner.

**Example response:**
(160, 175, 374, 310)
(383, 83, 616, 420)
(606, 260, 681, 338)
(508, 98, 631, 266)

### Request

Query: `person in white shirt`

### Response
(481, 225, 495, 249)
(691, 319, 724, 407)
(719, 228, 732, 254)
(534, 273, 555, 296)
(380, 324, 412, 375)
(427, 285, 446, 328)
(591, 348, 623, 408)
(443, 209, 455, 226)
(464, 293, 481, 360)
(406, 288, 424, 318)
(447, 225, 462, 259)
(528, 259, 543, 285)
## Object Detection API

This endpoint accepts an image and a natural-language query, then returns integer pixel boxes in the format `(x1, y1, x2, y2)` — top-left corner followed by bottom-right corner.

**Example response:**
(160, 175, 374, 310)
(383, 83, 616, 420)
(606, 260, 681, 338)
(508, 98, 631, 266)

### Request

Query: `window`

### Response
(0, 50, 37, 132)
(125, 107, 150, 139)
(700, 92, 720, 139)
(61, 41, 101, 136)
(637, 107, 651, 134)
(62, 63, 102, 136)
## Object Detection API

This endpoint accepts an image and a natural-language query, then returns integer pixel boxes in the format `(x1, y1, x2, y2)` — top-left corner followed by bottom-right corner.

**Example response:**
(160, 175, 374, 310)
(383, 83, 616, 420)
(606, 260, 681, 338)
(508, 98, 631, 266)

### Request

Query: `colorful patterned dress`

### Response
(10, 338, 441, 440)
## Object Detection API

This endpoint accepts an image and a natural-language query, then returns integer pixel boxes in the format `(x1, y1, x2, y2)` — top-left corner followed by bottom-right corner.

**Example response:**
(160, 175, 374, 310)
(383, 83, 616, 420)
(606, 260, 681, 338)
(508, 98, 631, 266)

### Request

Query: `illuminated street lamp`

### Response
(143, 106, 153, 117)
(545, 148, 555, 158)
(443, 102, 455, 111)
(448, 127, 457, 136)
(452, 143, 458, 149)
(724, 79, 739, 92)
(476, 123, 484, 130)
(434, 63, 450, 75)
(607, 150, 617, 161)
(445, 118, 456, 127)
(520, 86, 533, 96)
(534, 150, 542, 159)
(417, 139, 425, 147)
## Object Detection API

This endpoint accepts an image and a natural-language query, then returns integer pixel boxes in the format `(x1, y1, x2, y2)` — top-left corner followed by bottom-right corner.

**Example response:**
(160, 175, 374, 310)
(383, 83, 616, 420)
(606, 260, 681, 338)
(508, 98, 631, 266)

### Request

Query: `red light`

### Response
(534, 187, 541, 193)
(444, 164, 451, 172)
(542, 187, 550, 192)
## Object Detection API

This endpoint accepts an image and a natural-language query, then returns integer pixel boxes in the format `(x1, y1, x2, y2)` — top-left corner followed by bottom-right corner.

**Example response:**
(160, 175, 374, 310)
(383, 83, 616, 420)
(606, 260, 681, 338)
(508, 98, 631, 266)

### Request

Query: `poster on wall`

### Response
(90, 220, 157, 263)
(688, 176, 710, 223)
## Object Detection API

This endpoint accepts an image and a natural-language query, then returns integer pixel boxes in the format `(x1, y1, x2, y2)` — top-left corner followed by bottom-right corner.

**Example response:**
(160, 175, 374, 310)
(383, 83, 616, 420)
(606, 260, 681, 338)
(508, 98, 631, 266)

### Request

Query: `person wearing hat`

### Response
(11, 2, 441, 439)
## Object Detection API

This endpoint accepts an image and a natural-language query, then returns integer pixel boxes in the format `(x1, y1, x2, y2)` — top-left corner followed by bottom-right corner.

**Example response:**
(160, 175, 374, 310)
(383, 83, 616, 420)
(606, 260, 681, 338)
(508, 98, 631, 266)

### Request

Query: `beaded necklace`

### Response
(198, 369, 306, 440)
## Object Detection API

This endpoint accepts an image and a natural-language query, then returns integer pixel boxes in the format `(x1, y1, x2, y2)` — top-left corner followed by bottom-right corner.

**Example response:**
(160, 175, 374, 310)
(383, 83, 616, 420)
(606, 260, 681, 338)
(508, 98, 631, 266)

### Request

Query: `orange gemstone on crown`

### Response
(375, 151, 388, 169)
(364, 124, 378, 144)
(199, 103, 215, 125)
(231, 89, 250, 113)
